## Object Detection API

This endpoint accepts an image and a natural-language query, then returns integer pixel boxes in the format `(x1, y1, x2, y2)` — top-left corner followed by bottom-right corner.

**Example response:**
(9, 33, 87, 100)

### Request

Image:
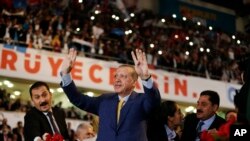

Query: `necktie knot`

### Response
(47, 111, 52, 117)
(196, 121, 204, 139)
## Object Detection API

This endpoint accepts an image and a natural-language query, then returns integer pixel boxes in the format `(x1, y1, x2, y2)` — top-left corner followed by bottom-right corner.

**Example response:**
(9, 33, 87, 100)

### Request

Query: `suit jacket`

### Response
(62, 81, 161, 141)
(147, 113, 180, 141)
(181, 113, 226, 141)
(24, 107, 69, 141)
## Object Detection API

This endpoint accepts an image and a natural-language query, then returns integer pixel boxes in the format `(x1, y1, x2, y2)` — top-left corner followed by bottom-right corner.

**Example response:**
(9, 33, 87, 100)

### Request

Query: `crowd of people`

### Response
(0, 0, 250, 84)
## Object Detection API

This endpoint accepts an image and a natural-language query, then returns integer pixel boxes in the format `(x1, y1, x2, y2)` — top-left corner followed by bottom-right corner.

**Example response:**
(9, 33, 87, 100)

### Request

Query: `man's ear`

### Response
(212, 104, 219, 112)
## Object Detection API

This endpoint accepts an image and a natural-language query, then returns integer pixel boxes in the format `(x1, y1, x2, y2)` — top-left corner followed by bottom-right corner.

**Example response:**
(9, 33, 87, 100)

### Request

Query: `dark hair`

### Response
(238, 57, 250, 83)
(234, 82, 249, 123)
(29, 81, 50, 97)
(200, 90, 220, 106)
(160, 100, 177, 124)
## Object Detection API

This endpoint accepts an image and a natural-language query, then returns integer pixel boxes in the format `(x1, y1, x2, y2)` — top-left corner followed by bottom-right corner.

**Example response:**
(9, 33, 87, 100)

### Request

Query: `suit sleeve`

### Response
(61, 81, 101, 115)
(24, 112, 45, 141)
(142, 80, 161, 114)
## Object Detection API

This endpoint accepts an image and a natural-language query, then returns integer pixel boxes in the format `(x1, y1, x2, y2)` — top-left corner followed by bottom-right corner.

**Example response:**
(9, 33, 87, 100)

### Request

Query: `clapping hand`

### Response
(61, 48, 77, 75)
(131, 49, 150, 80)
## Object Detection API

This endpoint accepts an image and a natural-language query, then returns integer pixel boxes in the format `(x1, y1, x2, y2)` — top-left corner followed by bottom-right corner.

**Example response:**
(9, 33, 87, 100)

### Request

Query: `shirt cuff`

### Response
(61, 72, 72, 87)
(141, 77, 153, 89)
(33, 137, 42, 141)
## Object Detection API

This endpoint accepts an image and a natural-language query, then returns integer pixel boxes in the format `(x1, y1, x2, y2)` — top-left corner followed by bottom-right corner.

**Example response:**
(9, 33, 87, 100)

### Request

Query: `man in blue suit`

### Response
(60, 48, 161, 141)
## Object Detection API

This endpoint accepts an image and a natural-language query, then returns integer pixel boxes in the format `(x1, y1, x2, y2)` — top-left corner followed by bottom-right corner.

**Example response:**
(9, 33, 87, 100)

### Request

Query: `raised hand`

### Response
(131, 49, 150, 80)
(61, 48, 77, 75)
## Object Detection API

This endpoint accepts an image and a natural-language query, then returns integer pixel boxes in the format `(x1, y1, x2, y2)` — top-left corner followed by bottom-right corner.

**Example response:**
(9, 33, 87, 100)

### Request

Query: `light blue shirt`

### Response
(165, 125, 176, 141)
(118, 94, 130, 105)
(195, 114, 216, 141)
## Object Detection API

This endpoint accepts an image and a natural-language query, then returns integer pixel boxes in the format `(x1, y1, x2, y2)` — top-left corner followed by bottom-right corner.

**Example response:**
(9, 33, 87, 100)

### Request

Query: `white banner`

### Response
(0, 45, 241, 108)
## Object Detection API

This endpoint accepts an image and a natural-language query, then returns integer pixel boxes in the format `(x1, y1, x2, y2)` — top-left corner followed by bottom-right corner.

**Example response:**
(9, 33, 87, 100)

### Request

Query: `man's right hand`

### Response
(61, 48, 77, 75)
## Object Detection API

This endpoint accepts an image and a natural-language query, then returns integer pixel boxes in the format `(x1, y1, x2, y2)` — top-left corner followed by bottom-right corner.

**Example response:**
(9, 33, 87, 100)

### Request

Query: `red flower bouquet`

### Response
(200, 116, 236, 141)
(43, 133, 64, 141)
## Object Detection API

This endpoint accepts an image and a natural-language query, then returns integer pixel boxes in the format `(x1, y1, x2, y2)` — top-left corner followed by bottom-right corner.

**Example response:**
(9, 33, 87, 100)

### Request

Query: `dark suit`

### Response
(147, 123, 180, 141)
(24, 107, 69, 141)
(181, 113, 225, 141)
(147, 111, 180, 141)
(62, 81, 161, 141)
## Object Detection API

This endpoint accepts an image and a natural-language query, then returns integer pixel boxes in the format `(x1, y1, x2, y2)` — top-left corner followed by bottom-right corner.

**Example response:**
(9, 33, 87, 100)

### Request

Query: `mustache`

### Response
(197, 109, 203, 113)
(40, 102, 48, 106)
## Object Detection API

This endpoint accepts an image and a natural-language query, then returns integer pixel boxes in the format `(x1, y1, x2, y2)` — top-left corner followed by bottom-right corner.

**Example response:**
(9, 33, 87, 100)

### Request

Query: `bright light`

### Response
(7, 83, 13, 88)
(76, 28, 80, 32)
(182, 17, 187, 21)
(10, 95, 16, 99)
(197, 22, 201, 26)
(206, 48, 210, 53)
(94, 10, 101, 14)
(3, 80, 11, 85)
(13, 91, 21, 96)
(115, 16, 120, 21)
(3, 80, 14, 88)
(185, 51, 189, 55)
(130, 13, 135, 17)
(78, 0, 83, 3)
(161, 18, 165, 23)
(200, 47, 204, 52)
(232, 35, 236, 39)
(237, 40, 241, 44)
(125, 30, 132, 35)
(124, 18, 130, 22)
(172, 14, 177, 18)
(57, 88, 63, 93)
(86, 92, 94, 97)
(209, 26, 213, 30)
(125, 31, 129, 35)
(90, 16, 95, 20)
(112, 15, 116, 19)
(174, 34, 179, 39)
(189, 41, 194, 46)
(50, 89, 54, 93)
(193, 109, 197, 113)
(185, 106, 195, 112)
(158, 50, 162, 55)
(185, 36, 189, 40)
(150, 43, 154, 48)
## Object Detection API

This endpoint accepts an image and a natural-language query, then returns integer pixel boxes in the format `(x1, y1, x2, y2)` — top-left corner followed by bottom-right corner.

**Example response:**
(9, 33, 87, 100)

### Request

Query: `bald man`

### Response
(74, 123, 96, 141)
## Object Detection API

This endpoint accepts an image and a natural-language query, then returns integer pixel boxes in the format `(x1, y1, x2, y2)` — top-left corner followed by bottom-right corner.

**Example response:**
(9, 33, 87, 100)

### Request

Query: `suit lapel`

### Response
(110, 96, 119, 130)
(34, 108, 53, 134)
(208, 115, 219, 130)
(117, 92, 136, 129)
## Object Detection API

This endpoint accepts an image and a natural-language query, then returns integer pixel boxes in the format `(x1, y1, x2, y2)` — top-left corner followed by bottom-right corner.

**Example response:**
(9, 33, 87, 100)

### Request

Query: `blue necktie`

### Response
(196, 121, 204, 139)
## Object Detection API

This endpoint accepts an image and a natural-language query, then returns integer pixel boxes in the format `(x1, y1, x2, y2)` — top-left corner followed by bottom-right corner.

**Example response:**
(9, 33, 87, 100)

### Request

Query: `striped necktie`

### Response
(47, 111, 60, 134)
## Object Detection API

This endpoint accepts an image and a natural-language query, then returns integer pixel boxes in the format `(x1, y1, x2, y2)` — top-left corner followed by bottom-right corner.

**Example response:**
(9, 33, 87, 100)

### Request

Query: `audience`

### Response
(0, 1, 249, 141)
(0, 0, 249, 84)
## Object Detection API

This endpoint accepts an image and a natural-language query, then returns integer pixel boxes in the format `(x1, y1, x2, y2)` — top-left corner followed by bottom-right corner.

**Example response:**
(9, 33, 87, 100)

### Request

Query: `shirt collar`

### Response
(164, 124, 176, 140)
(118, 94, 130, 102)
(200, 114, 216, 130)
